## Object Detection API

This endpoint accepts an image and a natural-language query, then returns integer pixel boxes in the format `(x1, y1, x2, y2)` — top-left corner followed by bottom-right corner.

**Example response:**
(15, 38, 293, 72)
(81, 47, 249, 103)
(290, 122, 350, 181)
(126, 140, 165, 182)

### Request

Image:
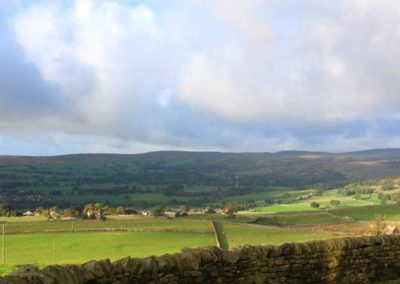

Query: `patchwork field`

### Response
(2, 177, 400, 277)
(0, 215, 349, 276)
(241, 191, 384, 214)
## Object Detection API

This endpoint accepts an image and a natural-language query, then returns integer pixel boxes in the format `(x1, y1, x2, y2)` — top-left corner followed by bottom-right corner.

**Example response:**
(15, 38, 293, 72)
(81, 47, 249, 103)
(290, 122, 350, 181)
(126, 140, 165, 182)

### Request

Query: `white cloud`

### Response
(3, 0, 400, 153)
(178, 1, 400, 127)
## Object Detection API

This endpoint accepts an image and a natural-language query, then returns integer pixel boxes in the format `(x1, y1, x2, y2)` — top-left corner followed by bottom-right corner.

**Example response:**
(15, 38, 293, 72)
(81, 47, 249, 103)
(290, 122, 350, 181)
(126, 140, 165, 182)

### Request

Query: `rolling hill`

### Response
(0, 149, 400, 209)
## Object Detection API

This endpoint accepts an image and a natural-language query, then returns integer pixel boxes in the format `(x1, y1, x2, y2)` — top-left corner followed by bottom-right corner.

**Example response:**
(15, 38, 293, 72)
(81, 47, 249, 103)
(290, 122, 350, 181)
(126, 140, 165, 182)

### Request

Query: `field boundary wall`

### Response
(3, 235, 400, 283)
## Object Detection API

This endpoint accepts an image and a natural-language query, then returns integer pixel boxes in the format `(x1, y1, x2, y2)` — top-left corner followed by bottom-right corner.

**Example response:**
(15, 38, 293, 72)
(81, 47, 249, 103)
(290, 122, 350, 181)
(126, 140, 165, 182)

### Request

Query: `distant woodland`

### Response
(0, 149, 399, 209)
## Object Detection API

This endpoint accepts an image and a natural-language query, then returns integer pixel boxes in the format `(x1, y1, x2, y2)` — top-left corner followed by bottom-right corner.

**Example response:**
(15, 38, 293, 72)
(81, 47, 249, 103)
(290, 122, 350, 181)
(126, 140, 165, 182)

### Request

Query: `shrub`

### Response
(310, 202, 320, 208)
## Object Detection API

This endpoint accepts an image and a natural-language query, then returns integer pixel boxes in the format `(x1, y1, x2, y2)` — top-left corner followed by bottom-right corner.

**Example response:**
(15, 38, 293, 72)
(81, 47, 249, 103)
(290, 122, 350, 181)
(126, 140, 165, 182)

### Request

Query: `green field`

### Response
(186, 213, 254, 223)
(0, 218, 212, 234)
(244, 203, 321, 213)
(4, 231, 215, 265)
(239, 189, 386, 214)
(0, 216, 46, 223)
(0, 218, 216, 275)
(330, 205, 400, 221)
(221, 223, 338, 248)
(252, 213, 342, 226)
(0, 215, 349, 276)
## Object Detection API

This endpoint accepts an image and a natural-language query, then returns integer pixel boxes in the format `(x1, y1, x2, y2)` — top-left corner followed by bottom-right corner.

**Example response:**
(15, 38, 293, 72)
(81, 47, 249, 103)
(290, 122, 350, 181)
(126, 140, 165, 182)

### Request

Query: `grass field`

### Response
(252, 213, 343, 226)
(186, 214, 254, 223)
(3, 231, 215, 265)
(1, 218, 212, 234)
(221, 223, 339, 248)
(0, 218, 216, 275)
(239, 189, 383, 214)
(2, 183, 400, 277)
(330, 205, 400, 221)
(244, 203, 321, 213)
(0, 215, 350, 276)
(0, 216, 46, 223)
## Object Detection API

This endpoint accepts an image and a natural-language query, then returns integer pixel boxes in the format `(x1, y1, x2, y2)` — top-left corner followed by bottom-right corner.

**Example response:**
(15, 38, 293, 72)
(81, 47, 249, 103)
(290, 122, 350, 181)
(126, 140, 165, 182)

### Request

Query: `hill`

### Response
(1, 149, 400, 209)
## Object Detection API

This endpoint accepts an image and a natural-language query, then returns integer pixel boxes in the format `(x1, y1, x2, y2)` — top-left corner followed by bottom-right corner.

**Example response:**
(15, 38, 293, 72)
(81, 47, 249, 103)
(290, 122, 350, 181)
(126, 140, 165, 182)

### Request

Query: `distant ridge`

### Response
(2, 148, 400, 159)
(1, 147, 400, 209)
(343, 148, 400, 155)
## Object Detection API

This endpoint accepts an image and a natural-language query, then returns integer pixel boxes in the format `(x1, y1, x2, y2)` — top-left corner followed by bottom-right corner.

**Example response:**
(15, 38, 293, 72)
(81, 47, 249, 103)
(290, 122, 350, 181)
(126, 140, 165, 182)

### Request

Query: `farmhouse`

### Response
(164, 211, 179, 218)
(189, 209, 205, 215)
(22, 211, 34, 216)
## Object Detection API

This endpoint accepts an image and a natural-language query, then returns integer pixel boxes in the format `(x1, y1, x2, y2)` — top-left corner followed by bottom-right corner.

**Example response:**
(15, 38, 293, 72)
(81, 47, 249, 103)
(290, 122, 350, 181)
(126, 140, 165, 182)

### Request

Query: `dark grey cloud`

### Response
(0, 16, 58, 117)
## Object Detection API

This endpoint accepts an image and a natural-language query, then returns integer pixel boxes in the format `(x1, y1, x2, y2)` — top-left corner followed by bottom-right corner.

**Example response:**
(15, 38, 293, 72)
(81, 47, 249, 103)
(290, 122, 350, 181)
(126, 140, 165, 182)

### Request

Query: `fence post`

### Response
(2, 224, 5, 265)
(52, 234, 55, 263)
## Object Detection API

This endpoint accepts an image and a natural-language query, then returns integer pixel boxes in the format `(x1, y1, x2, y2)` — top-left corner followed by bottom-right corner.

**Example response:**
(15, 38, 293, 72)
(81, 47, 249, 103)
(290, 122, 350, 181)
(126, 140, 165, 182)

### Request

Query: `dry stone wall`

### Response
(2, 235, 400, 284)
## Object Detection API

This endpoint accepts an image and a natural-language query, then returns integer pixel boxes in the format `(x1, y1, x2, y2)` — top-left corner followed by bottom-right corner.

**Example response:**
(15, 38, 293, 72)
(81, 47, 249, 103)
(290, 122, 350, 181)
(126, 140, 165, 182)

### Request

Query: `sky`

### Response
(1, 0, 400, 155)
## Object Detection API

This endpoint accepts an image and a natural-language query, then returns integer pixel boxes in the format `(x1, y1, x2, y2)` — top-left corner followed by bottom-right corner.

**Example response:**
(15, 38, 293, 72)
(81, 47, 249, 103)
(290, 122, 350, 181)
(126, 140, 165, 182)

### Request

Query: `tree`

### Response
(63, 208, 74, 218)
(227, 212, 236, 219)
(310, 202, 320, 208)
(36, 207, 49, 217)
(245, 200, 257, 208)
(104, 207, 116, 215)
(179, 205, 190, 214)
(314, 189, 324, 196)
(115, 206, 126, 215)
(63, 206, 82, 218)
(264, 199, 273, 205)
(49, 207, 61, 219)
(329, 200, 341, 208)
(391, 192, 400, 202)
(205, 206, 216, 214)
(94, 203, 106, 220)
(222, 203, 244, 214)
(0, 203, 14, 217)
(378, 193, 391, 205)
(150, 205, 166, 217)
(83, 203, 95, 219)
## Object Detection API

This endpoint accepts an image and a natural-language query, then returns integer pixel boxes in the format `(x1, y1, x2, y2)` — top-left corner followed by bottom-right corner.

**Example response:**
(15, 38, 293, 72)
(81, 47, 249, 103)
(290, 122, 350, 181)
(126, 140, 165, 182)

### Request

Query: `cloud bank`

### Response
(1, 0, 400, 154)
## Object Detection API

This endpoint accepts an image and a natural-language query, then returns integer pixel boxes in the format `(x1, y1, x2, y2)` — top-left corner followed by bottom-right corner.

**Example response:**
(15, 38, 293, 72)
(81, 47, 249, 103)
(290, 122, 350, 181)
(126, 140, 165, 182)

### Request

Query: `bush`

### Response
(329, 200, 341, 208)
(115, 206, 126, 215)
(310, 202, 320, 208)
(150, 205, 166, 217)
(205, 206, 216, 214)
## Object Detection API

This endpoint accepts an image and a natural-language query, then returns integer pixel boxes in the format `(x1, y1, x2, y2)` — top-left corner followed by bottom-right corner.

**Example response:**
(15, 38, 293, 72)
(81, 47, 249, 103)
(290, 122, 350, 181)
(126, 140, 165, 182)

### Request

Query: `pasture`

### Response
(4, 231, 215, 265)
(2, 181, 400, 276)
(330, 205, 400, 221)
(0, 215, 350, 276)
(251, 213, 343, 226)
(0, 218, 216, 275)
(238, 187, 399, 216)
(219, 223, 339, 249)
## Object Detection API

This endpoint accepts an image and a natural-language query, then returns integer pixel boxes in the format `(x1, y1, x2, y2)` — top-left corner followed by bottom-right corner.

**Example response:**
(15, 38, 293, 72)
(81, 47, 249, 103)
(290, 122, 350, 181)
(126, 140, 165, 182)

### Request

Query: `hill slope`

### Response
(1, 149, 400, 209)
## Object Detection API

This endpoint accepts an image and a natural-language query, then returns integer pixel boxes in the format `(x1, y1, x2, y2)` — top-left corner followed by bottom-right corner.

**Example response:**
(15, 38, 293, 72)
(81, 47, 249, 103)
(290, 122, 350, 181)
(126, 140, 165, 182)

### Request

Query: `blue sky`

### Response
(1, 0, 400, 155)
